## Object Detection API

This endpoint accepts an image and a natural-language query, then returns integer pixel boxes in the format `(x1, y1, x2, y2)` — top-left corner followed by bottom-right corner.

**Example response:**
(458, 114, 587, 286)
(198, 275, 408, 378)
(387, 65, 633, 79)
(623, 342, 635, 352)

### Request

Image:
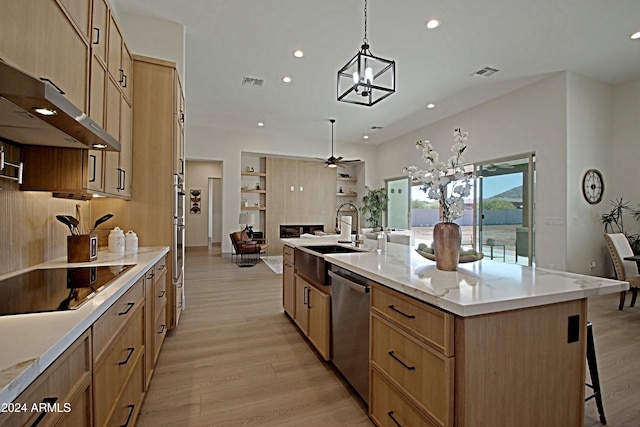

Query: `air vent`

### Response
(242, 76, 264, 87)
(370, 126, 383, 130)
(472, 67, 499, 78)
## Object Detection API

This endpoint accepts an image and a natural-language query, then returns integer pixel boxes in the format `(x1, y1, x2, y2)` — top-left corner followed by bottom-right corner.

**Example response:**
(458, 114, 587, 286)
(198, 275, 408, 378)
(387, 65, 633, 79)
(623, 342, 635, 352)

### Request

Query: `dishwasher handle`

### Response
(329, 270, 370, 294)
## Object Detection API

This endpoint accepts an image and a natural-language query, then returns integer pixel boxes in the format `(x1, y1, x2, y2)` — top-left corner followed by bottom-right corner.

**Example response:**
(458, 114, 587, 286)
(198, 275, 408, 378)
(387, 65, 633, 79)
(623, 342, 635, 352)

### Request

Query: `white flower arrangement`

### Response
(403, 128, 473, 222)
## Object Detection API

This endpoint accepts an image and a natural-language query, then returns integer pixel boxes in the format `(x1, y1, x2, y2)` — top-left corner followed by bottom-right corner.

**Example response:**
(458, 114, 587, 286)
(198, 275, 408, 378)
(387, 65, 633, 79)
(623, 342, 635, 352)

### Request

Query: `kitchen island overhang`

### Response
(321, 242, 628, 318)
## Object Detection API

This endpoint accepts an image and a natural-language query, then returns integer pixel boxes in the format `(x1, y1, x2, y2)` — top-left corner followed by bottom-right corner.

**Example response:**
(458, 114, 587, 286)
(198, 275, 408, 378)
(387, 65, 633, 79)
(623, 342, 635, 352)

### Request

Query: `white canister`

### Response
(108, 227, 125, 254)
(125, 230, 138, 252)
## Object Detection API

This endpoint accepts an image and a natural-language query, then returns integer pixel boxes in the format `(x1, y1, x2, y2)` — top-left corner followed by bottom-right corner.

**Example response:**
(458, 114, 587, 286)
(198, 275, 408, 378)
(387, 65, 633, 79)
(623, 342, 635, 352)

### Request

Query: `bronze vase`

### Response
(433, 222, 461, 271)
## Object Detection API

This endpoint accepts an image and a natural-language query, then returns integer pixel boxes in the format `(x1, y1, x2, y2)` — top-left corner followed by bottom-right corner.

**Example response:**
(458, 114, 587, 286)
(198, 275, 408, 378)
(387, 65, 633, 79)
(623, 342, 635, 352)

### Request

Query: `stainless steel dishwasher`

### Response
(329, 264, 371, 404)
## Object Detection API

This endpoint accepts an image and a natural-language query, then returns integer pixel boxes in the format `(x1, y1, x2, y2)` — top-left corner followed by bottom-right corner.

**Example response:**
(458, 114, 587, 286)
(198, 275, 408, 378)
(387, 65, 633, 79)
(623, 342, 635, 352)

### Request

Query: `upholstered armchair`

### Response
(604, 233, 640, 310)
(229, 231, 268, 266)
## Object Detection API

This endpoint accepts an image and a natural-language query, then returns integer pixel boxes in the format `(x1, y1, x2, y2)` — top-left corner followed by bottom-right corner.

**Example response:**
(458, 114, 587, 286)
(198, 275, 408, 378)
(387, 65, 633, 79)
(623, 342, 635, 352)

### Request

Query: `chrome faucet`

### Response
(336, 202, 362, 247)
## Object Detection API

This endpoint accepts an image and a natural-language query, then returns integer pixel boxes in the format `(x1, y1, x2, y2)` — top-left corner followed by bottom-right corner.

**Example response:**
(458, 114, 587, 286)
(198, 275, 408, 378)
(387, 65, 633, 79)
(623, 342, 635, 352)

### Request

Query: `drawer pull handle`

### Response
(120, 404, 135, 427)
(119, 347, 135, 365)
(158, 290, 166, 298)
(118, 302, 135, 316)
(92, 27, 100, 45)
(31, 397, 58, 426)
(388, 305, 415, 319)
(158, 324, 165, 334)
(387, 411, 402, 427)
(158, 264, 166, 270)
(388, 351, 415, 371)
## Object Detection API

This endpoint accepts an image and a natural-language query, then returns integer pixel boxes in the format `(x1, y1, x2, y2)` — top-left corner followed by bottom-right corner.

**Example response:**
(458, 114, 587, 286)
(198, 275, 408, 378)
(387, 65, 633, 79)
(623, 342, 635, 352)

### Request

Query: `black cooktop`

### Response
(0, 265, 134, 316)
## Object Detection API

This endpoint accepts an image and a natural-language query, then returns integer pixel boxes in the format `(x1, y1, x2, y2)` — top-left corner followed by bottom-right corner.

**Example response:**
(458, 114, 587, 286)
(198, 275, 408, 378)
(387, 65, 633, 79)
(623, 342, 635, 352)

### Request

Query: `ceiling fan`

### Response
(311, 119, 361, 168)
(483, 162, 515, 172)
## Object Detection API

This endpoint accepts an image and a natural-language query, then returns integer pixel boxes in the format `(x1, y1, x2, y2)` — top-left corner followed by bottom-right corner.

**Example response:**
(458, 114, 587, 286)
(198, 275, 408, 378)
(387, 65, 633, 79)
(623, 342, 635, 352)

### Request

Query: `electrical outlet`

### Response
(590, 261, 596, 270)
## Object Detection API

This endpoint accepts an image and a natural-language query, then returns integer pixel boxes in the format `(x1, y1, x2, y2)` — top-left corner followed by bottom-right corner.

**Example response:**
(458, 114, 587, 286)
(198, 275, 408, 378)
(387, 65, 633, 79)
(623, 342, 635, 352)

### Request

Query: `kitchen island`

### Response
(0, 246, 169, 425)
(282, 236, 628, 426)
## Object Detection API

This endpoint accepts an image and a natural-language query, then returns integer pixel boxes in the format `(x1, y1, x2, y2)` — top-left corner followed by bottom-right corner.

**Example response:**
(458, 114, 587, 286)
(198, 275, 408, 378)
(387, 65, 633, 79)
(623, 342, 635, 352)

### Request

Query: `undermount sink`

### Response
(300, 245, 362, 254)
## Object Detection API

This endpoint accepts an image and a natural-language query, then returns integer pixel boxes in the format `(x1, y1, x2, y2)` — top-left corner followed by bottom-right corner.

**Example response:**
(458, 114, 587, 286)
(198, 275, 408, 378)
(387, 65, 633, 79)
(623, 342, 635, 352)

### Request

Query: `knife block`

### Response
(67, 235, 98, 263)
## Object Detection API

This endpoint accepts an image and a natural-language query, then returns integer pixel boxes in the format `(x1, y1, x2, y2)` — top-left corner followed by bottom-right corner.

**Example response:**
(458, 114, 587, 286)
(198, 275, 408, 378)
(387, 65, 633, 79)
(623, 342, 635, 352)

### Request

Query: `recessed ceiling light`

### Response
(293, 50, 304, 58)
(363, 135, 369, 140)
(631, 31, 640, 40)
(425, 19, 440, 30)
(282, 76, 292, 83)
(427, 103, 435, 109)
(257, 122, 264, 127)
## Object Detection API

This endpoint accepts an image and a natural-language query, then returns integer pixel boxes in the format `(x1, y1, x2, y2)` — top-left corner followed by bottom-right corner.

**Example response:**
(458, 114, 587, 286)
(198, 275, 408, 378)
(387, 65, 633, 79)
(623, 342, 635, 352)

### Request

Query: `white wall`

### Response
(375, 73, 568, 270)
(185, 160, 222, 247)
(118, 12, 186, 80)
(612, 76, 640, 214)
(565, 73, 613, 275)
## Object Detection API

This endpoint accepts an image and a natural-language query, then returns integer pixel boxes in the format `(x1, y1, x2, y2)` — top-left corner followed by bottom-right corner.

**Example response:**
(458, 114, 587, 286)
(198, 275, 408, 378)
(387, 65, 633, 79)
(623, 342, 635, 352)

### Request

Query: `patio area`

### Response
(412, 224, 531, 265)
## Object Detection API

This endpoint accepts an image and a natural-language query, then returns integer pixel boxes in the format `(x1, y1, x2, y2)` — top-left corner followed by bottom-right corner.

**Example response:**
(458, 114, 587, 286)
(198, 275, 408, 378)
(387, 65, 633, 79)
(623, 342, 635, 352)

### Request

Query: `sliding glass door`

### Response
(385, 177, 410, 230)
(474, 154, 535, 265)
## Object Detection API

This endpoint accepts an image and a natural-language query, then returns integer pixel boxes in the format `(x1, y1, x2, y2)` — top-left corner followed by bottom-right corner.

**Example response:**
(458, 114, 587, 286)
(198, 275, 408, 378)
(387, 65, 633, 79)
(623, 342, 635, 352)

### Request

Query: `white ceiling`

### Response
(115, 0, 640, 150)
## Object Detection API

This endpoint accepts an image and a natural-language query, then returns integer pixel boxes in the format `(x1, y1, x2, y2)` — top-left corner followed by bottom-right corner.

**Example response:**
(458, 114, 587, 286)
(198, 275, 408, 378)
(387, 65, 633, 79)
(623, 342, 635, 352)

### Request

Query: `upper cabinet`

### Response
(107, 16, 133, 103)
(5, 0, 135, 199)
(0, 0, 90, 112)
(174, 73, 185, 177)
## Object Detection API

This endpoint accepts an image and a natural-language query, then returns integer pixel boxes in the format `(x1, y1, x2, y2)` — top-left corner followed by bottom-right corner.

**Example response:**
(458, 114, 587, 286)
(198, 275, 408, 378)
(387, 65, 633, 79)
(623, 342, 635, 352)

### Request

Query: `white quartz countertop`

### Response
(282, 237, 628, 317)
(0, 247, 169, 405)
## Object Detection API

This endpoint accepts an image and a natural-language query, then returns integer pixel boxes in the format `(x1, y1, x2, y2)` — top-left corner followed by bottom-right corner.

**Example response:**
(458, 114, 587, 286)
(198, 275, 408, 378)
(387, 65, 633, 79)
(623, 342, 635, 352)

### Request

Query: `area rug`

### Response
(262, 255, 283, 274)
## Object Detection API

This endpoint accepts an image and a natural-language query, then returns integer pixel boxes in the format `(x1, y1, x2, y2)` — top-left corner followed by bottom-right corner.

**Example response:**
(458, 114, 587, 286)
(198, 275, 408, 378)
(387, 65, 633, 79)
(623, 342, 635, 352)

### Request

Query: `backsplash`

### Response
(0, 178, 90, 276)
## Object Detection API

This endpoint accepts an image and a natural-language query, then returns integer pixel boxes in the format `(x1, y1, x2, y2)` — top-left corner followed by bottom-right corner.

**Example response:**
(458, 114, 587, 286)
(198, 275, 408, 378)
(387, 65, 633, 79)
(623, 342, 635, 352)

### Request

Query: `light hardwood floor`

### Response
(138, 247, 639, 426)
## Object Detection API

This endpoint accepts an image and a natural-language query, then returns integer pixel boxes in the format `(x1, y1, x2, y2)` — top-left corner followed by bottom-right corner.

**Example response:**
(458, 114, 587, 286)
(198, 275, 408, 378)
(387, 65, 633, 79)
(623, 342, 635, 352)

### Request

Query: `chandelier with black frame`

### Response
(337, 0, 396, 107)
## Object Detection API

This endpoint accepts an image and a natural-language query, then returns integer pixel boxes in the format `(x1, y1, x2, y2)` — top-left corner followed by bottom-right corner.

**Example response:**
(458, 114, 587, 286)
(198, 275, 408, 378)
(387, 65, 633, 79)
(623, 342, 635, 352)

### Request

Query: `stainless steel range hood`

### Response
(0, 61, 120, 151)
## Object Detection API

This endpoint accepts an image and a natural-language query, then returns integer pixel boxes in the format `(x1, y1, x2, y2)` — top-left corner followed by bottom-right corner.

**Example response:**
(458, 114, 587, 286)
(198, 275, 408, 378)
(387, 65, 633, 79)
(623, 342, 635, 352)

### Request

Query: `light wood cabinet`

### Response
(90, 0, 109, 63)
(283, 245, 295, 317)
(20, 146, 103, 198)
(370, 368, 438, 427)
(174, 73, 185, 177)
(128, 55, 183, 330)
(293, 275, 331, 361)
(7, 0, 134, 199)
(0, 330, 92, 427)
(369, 283, 588, 427)
(0, 0, 90, 113)
(93, 282, 145, 427)
(104, 97, 133, 197)
(371, 314, 453, 427)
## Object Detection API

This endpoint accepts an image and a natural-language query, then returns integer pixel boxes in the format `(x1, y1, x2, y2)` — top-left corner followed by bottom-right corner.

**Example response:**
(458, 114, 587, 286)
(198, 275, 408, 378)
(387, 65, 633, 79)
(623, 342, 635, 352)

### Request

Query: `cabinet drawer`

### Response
(106, 354, 144, 427)
(0, 330, 91, 427)
(93, 307, 144, 427)
(153, 302, 167, 365)
(371, 284, 453, 356)
(53, 380, 91, 427)
(371, 314, 453, 427)
(370, 368, 438, 427)
(93, 277, 144, 363)
(283, 245, 294, 263)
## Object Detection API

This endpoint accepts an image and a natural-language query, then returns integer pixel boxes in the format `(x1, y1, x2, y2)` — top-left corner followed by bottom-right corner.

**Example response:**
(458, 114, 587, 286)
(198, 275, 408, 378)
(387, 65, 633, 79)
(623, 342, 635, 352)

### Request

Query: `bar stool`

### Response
(585, 322, 607, 425)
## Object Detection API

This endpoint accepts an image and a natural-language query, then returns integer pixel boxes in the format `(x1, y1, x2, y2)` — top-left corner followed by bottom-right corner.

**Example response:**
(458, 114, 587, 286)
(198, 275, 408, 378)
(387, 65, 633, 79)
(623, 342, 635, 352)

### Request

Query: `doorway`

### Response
(474, 154, 535, 265)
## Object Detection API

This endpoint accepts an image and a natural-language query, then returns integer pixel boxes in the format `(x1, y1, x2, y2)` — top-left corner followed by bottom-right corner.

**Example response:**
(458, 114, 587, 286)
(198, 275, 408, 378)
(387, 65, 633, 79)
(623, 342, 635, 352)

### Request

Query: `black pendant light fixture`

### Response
(337, 0, 396, 107)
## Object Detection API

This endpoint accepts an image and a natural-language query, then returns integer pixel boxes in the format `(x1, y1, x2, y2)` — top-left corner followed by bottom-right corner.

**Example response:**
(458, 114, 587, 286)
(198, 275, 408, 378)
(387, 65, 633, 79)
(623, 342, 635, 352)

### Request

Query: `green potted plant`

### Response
(362, 186, 388, 230)
(600, 198, 640, 254)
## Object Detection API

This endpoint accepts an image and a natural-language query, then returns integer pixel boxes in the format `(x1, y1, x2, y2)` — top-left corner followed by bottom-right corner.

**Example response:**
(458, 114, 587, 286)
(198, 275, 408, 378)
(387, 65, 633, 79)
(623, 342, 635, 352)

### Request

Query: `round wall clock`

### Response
(582, 169, 604, 205)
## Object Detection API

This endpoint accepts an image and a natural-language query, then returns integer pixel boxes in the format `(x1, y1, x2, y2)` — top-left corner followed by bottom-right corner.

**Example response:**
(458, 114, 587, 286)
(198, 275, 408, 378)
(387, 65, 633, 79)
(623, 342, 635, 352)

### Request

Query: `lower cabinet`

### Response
(292, 275, 331, 361)
(0, 330, 92, 427)
(370, 368, 438, 427)
(282, 245, 295, 317)
(0, 259, 170, 427)
(93, 286, 144, 427)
